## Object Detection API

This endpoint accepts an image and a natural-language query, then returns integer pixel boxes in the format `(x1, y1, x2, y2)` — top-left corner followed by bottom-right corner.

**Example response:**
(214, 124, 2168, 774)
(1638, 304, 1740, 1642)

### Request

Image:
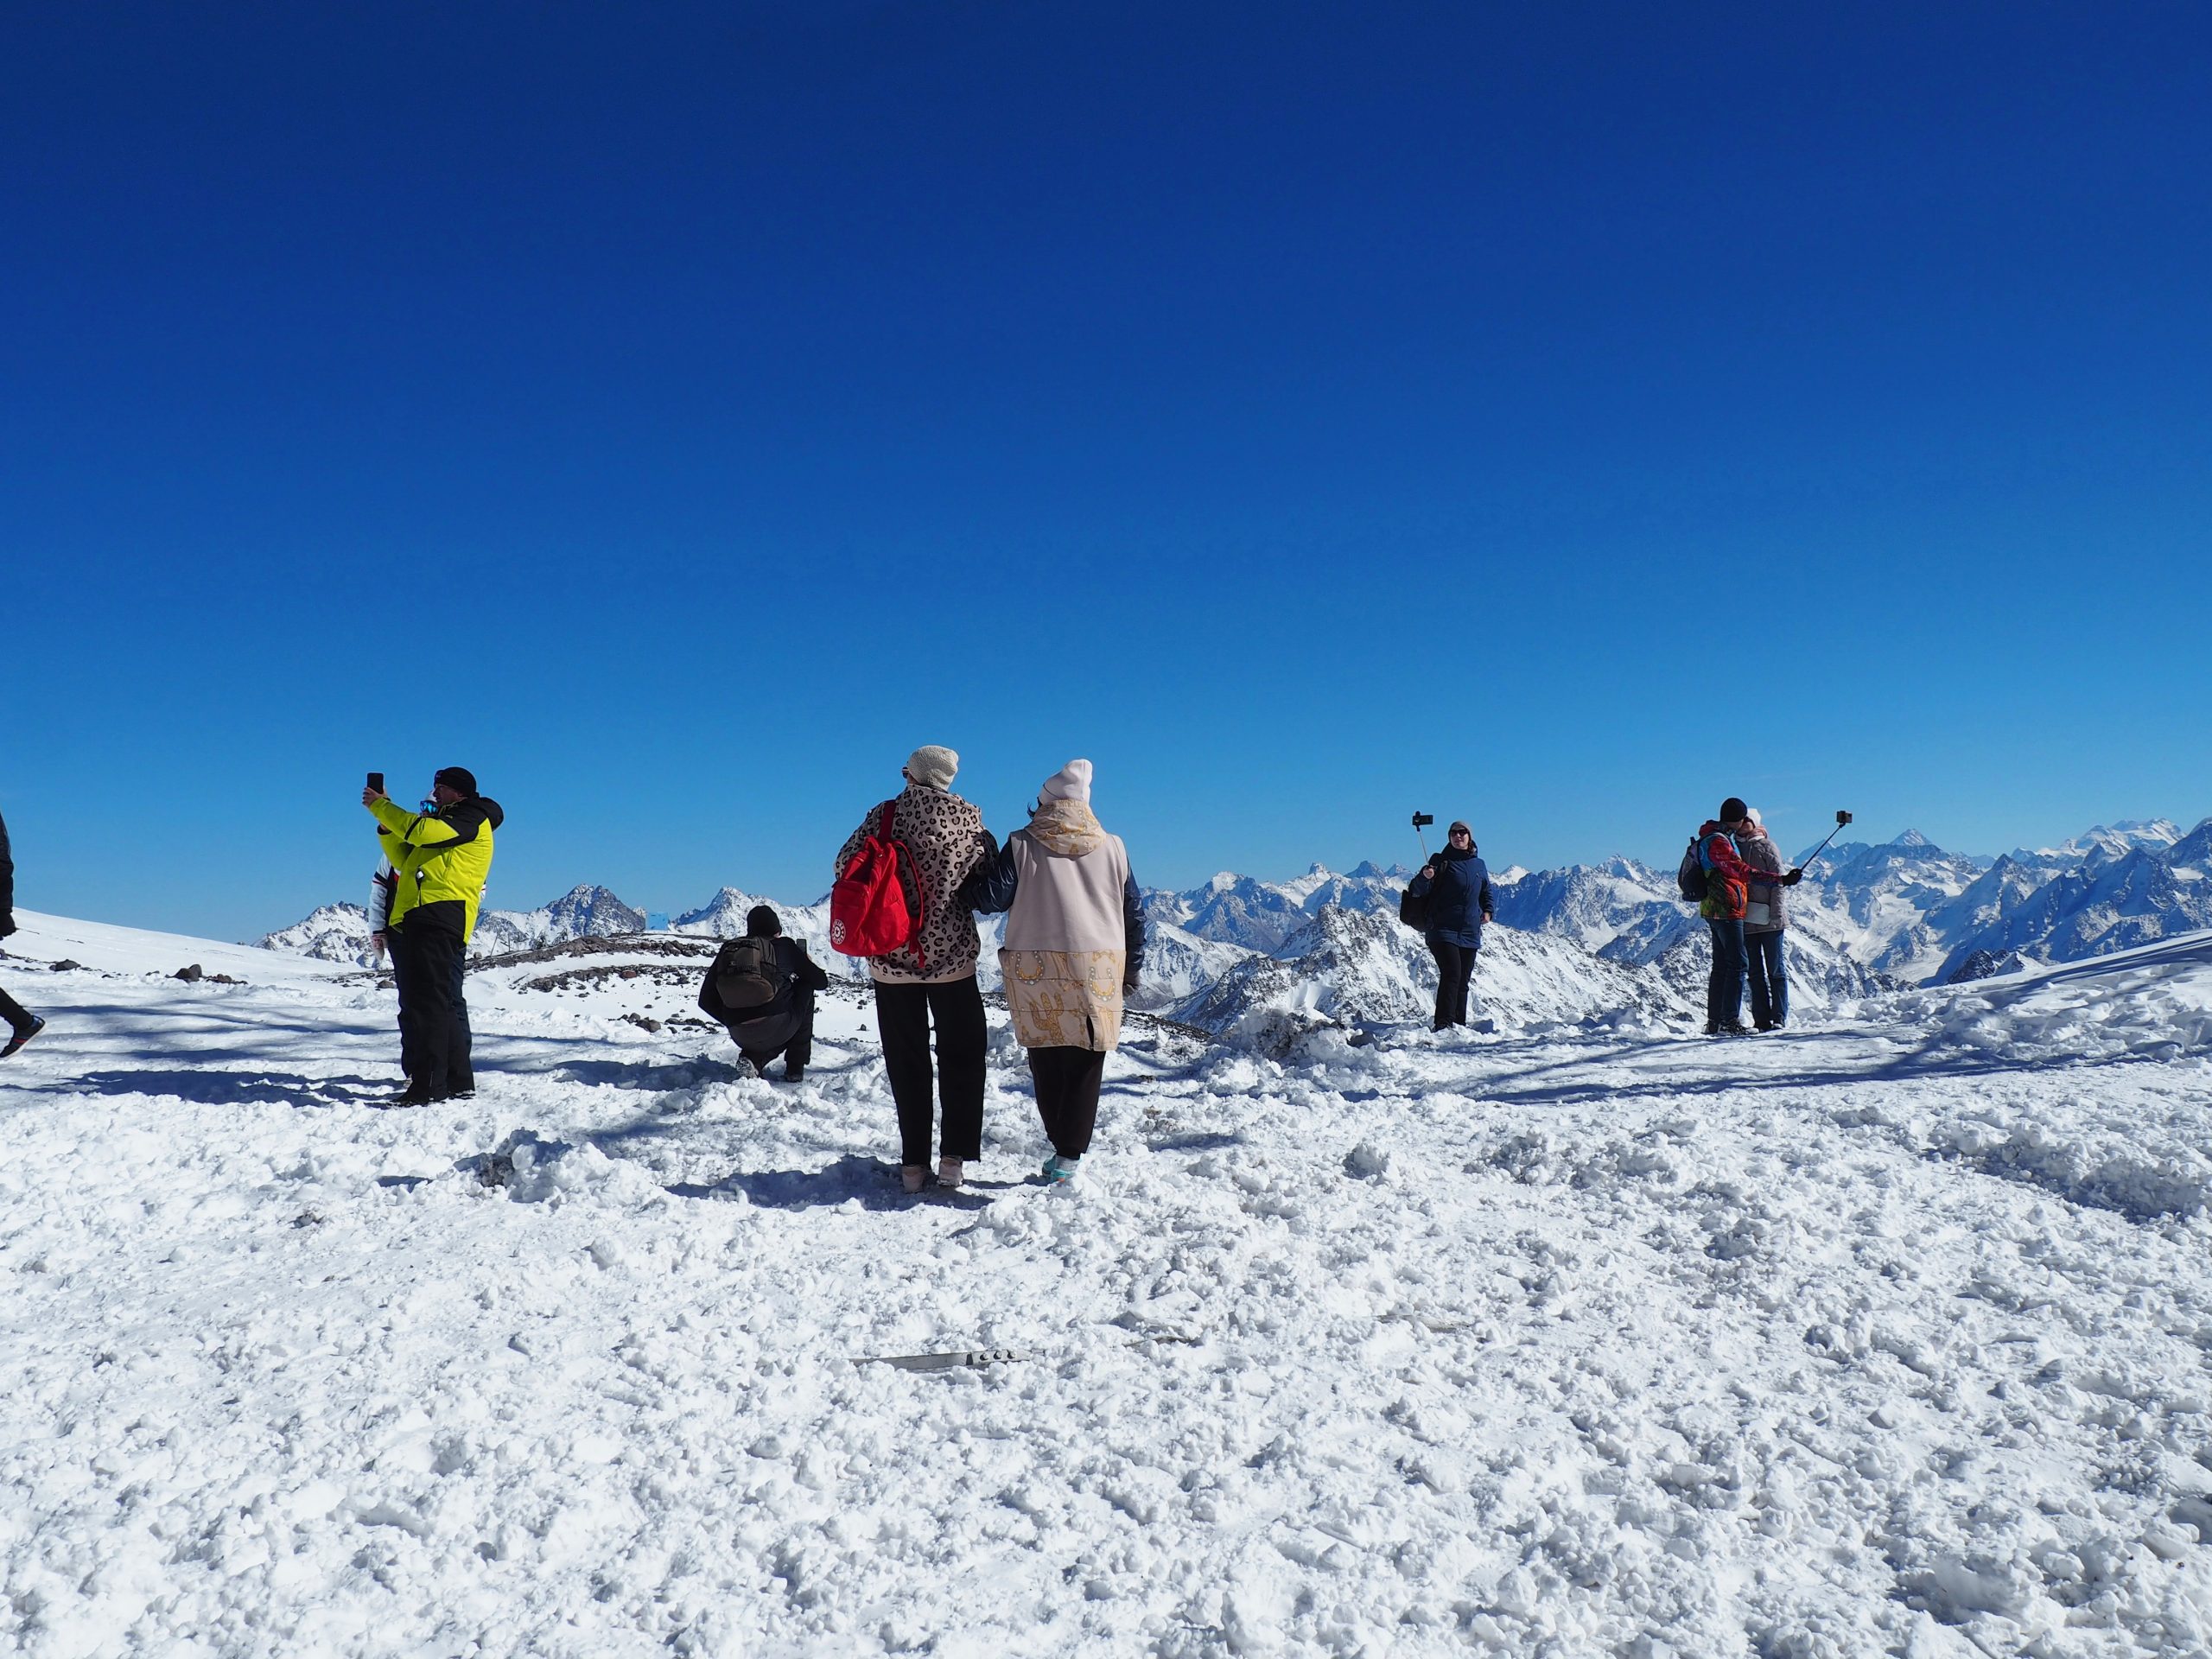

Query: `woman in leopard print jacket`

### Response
(834, 746, 996, 1194)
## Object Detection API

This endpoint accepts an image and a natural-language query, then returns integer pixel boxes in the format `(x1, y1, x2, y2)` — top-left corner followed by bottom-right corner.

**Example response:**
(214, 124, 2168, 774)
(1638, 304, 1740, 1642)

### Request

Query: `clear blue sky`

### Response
(6, 2, 2209, 939)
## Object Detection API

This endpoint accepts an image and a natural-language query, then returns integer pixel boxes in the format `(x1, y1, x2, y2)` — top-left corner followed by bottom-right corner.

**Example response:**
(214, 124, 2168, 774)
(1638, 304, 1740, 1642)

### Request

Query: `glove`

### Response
(1783, 868, 1804, 887)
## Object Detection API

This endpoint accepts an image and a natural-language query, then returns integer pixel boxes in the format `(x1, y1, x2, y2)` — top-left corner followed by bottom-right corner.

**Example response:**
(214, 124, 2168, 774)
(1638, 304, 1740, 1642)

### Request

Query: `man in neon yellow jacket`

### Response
(362, 766, 504, 1104)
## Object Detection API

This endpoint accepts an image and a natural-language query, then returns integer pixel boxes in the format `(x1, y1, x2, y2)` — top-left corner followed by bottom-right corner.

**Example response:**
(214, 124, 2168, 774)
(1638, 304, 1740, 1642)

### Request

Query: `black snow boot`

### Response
(1, 1015, 45, 1059)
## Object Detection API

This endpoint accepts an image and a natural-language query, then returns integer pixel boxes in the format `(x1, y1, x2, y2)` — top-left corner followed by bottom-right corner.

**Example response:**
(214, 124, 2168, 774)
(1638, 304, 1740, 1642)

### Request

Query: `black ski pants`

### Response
(1429, 938, 1478, 1030)
(874, 976, 987, 1167)
(1706, 917, 1749, 1030)
(726, 989, 816, 1074)
(1028, 1046, 1106, 1159)
(1746, 929, 1789, 1029)
(391, 912, 471, 1095)
(0, 978, 33, 1033)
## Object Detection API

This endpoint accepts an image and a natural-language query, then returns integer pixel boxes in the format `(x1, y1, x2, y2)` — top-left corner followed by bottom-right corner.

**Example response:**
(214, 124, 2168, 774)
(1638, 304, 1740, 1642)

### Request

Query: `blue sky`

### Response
(6, 2, 2209, 939)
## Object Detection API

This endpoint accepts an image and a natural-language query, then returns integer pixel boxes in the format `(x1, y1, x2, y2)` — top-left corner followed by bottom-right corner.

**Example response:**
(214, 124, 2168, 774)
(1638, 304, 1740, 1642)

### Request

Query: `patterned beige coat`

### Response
(998, 801, 1132, 1052)
(834, 784, 993, 984)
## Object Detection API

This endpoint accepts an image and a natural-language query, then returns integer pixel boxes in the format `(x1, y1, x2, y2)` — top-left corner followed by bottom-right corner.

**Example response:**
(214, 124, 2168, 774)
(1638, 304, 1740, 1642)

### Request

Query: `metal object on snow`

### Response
(854, 1348, 1027, 1372)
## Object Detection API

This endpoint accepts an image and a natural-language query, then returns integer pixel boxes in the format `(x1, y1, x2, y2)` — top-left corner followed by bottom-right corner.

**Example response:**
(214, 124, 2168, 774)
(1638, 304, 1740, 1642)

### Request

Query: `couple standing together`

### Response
(834, 746, 1146, 1194)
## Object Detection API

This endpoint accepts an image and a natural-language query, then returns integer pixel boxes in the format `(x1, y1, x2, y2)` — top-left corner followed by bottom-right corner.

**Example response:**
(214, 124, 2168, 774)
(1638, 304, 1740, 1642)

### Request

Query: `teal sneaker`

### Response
(1042, 1154, 1082, 1183)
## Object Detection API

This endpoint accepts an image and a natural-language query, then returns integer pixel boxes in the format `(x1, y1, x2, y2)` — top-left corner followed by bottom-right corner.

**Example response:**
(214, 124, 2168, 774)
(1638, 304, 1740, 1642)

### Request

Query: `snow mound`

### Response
(1912, 928, 2212, 1067)
(478, 1128, 674, 1209)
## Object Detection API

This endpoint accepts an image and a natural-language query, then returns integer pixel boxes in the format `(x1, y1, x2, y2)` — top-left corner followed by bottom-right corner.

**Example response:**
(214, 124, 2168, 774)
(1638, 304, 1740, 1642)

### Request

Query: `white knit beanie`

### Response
(1039, 759, 1092, 803)
(1746, 806, 1764, 828)
(906, 746, 958, 790)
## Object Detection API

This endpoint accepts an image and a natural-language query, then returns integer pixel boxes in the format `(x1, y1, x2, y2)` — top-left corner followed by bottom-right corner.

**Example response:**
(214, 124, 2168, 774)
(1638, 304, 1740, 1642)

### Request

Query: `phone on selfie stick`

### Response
(366, 772, 385, 795)
(1799, 808, 1853, 872)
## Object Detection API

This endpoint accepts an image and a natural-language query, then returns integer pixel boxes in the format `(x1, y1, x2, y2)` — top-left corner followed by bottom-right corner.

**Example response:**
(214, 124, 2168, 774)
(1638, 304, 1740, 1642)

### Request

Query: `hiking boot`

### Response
(782, 1062, 804, 1083)
(899, 1166, 928, 1194)
(383, 1085, 439, 1108)
(937, 1157, 965, 1190)
(1713, 1021, 1751, 1038)
(1, 1015, 45, 1059)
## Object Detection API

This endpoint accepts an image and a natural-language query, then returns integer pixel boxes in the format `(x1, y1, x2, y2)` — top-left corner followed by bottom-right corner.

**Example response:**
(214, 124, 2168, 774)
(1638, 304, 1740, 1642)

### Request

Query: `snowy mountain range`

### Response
(257, 816, 2210, 1039)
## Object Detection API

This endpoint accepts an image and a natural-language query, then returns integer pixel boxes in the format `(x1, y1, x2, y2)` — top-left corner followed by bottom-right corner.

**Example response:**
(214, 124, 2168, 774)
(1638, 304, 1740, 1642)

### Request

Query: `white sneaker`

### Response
(937, 1157, 965, 1189)
(900, 1166, 927, 1194)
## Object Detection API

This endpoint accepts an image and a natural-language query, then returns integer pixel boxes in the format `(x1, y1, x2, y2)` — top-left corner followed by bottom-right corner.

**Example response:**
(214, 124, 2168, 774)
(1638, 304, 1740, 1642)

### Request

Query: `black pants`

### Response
(1029, 1046, 1106, 1159)
(391, 914, 470, 1094)
(874, 976, 987, 1166)
(387, 932, 423, 1079)
(0, 977, 32, 1032)
(1706, 917, 1748, 1029)
(728, 990, 816, 1072)
(1746, 929, 1789, 1028)
(1429, 938, 1477, 1029)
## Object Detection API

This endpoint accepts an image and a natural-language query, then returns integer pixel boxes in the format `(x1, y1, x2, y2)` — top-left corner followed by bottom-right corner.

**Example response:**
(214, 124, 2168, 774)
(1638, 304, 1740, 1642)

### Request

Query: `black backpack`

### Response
(1397, 883, 1431, 931)
(1675, 836, 1709, 904)
(711, 936, 790, 1012)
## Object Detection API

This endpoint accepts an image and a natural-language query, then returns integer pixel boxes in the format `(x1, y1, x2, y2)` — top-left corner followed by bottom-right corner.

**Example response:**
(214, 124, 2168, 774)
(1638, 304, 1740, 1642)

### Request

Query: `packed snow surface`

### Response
(7, 912, 2212, 1656)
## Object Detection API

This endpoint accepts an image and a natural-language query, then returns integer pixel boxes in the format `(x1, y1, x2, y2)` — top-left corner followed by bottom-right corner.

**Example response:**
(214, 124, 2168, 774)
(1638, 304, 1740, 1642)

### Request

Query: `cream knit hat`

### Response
(1039, 759, 1093, 803)
(906, 746, 958, 789)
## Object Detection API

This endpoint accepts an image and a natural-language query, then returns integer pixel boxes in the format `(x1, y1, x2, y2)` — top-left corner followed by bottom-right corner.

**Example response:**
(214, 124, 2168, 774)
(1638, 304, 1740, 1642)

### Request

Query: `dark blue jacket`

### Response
(1408, 847, 1493, 949)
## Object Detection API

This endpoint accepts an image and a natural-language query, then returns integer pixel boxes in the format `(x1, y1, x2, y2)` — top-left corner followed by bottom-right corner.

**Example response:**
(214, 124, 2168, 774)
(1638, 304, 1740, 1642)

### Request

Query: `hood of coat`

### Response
(443, 797, 505, 834)
(1027, 798, 1106, 857)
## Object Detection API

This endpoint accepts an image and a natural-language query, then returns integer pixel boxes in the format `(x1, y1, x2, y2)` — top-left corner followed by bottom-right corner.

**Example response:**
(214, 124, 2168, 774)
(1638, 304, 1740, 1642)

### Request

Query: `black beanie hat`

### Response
(435, 766, 478, 798)
(1719, 797, 1750, 823)
(744, 905, 783, 938)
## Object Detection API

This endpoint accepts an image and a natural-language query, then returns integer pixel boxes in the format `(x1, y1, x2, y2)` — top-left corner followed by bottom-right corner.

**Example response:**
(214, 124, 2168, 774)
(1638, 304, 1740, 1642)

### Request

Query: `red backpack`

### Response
(830, 799, 924, 966)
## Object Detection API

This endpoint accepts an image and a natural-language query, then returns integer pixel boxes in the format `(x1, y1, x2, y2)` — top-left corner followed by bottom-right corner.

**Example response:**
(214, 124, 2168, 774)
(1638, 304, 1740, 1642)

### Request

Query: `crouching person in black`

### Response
(699, 905, 827, 1080)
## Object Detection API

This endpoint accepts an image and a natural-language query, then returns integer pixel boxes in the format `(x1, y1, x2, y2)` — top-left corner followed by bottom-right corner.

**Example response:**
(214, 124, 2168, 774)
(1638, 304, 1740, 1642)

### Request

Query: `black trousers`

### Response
(728, 990, 816, 1071)
(1707, 917, 1749, 1029)
(1746, 929, 1789, 1029)
(0, 979, 32, 1032)
(874, 976, 987, 1166)
(391, 913, 470, 1094)
(387, 932, 423, 1079)
(1029, 1046, 1106, 1158)
(1429, 938, 1477, 1029)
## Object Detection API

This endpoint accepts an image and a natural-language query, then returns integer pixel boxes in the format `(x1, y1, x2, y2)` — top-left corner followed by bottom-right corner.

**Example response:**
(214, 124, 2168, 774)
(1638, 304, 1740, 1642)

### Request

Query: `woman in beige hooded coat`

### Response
(963, 760, 1147, 1182)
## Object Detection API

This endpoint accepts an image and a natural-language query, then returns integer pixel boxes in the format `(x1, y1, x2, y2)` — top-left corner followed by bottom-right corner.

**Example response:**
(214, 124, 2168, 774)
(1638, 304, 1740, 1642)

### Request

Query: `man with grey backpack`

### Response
(699, 904, 828, 1079)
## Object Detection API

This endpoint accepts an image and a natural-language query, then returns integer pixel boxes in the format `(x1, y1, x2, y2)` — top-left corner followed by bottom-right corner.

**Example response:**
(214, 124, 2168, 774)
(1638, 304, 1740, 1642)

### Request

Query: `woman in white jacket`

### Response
(964, 760, 1146, 1182)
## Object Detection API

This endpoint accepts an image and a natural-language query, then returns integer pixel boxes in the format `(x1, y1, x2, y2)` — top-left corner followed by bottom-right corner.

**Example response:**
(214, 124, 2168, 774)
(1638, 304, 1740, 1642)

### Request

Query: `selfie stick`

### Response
(1797, 810, 1854, 873)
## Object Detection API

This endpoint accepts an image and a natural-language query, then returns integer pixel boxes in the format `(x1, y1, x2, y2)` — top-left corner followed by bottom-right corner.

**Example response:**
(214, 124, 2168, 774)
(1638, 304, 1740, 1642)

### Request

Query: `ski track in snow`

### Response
(6, 915, 2212, 1656)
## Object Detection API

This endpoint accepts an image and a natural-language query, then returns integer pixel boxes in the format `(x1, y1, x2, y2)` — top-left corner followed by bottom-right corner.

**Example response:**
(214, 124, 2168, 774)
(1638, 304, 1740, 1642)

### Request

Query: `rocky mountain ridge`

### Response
(256, 814, 2210, 1037)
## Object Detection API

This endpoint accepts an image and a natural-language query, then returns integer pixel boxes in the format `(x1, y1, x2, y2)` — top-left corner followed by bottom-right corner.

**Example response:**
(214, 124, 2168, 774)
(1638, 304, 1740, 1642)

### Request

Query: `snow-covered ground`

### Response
(7, 912, 2212, 1656)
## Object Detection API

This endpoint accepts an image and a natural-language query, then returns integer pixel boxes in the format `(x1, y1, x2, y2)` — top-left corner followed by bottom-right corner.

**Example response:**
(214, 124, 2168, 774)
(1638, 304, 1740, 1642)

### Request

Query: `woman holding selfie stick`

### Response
(1407, 820, 1494, 1032)
(1738, 807, 1790, 1031)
